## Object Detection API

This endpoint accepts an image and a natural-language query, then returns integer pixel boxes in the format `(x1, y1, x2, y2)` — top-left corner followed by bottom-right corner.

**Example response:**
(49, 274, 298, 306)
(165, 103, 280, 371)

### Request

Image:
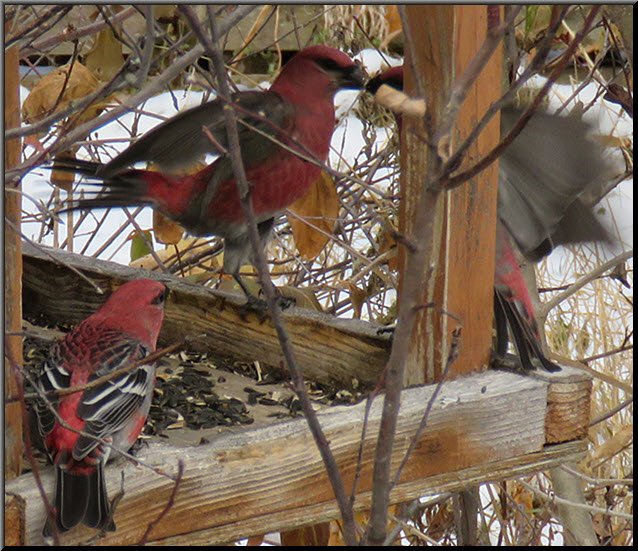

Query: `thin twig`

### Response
(518, 479, 634, 521)
(539, 249, 633, 319)
(138, 459, 186, 545)
(179, 5, 359, 543)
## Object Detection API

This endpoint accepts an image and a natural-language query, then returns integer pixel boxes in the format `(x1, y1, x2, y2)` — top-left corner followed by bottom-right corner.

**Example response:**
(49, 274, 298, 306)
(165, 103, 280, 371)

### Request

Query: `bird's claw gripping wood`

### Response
(376, 324, 396, 337)
(235, 285, 296, 323)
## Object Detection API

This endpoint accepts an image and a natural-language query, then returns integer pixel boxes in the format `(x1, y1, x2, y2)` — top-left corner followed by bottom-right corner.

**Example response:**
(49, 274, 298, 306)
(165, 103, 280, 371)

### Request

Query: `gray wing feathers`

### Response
(498, 107, 611, 260)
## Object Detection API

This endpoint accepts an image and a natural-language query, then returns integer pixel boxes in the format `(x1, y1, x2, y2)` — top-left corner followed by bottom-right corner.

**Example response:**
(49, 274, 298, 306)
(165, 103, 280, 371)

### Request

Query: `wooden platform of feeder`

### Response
(21, 241, 391, 389)
(5, 366, 591, 546)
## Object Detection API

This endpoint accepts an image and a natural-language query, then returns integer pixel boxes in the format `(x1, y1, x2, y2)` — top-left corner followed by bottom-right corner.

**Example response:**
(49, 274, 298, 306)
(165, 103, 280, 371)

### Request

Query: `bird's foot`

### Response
(262, 288, 296, 311)
(238, 294, 270, 322)
(128, 437, 149, 456)
(238, 291, 296, 322)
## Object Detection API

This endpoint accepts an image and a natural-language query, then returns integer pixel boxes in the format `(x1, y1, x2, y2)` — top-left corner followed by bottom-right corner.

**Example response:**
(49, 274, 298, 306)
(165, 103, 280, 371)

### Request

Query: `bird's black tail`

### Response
(42, 462, 116, 538)
(494, 289, 561, 373)
(49, 158, 152, 212)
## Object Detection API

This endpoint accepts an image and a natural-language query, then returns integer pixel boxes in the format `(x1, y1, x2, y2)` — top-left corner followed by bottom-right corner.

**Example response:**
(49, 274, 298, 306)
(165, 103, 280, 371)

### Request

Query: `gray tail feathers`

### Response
(42, 462, 116, 537)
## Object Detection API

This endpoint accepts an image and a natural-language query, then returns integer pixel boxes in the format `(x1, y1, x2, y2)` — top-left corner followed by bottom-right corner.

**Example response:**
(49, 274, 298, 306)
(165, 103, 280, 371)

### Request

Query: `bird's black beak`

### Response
(365, 74, 383, 95)
(365, 71, 403, 96)
(338, 64, 365, 90)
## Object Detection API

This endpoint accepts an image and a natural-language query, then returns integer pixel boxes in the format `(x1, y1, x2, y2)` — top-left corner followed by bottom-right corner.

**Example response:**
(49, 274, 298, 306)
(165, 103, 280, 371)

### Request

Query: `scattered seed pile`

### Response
(21, 328, 365, 449)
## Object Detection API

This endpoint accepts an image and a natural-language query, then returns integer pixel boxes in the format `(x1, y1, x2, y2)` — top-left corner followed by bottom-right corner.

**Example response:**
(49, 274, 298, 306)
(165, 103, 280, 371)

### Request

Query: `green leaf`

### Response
(524, 5, 540, 36)
(130, 230, 154, 262)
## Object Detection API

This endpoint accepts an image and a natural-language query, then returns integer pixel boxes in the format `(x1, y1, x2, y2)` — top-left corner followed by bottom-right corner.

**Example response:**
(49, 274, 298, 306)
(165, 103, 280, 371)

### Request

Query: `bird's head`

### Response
(272, 45, 365, 97)
(90, 279, 168, 349)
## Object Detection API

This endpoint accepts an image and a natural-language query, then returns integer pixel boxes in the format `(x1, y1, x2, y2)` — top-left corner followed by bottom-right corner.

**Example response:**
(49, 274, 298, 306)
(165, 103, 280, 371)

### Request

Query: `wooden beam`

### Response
(400, 6, 501, 384)
(4, 494, 25, 547)
(6, 368, 590, 545)
(4, 18, 24, 480)
(22, 241, 390, 388)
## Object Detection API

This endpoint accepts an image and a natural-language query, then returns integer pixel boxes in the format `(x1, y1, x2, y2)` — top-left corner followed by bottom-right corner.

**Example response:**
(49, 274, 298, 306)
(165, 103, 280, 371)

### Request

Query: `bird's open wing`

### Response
(498, 107, 612, 261)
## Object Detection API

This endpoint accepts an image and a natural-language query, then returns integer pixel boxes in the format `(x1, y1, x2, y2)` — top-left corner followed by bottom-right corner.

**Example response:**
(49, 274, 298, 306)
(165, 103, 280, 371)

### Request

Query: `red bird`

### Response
(366, 67, 611, 372)
(57, 46, 364, 301)
(34, 279, 168, 537)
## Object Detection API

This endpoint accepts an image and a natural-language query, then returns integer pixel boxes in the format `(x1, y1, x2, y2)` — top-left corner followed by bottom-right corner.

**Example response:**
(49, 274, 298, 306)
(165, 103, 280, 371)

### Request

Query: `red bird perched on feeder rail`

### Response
(366, 66, 612, 372)
(55, 46, 365, 305)
(34, 278, 168, 537)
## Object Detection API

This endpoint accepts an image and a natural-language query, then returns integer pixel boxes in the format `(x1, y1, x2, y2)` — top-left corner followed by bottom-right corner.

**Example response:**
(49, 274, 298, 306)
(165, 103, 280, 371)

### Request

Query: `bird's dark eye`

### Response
(314, 57, 342, 72)
(152, 288, 169, 305)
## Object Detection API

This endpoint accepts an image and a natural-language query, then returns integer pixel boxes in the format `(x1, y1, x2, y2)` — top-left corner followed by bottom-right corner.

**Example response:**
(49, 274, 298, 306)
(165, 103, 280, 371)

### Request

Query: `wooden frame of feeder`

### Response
(5, 6, 592, 546)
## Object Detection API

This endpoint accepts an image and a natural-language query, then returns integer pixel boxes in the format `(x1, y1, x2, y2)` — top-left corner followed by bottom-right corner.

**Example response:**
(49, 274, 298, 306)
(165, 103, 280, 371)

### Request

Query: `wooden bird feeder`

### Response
(5, 6, 592, 545)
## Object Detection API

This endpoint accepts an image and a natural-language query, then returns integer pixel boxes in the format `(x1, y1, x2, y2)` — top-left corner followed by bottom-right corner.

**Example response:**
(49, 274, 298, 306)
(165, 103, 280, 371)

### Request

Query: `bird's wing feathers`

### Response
(100, 91, 296, 177)
(73, 335, 153, 461)
(35, 343, 69, 440)
(498, 106, 611, 260)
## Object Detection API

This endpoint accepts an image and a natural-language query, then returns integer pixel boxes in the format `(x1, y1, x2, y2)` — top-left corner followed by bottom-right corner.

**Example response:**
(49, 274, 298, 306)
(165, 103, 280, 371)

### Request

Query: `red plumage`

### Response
(57, 46, 364, 295)
(35, 279, 168, 537)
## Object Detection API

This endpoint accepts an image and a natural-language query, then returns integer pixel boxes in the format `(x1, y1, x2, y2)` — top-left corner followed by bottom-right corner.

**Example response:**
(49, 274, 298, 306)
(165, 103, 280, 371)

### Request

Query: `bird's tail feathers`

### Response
(49, 158, 153, 214)
(494, 288, 561, 373)
(43, 462, 115, 538)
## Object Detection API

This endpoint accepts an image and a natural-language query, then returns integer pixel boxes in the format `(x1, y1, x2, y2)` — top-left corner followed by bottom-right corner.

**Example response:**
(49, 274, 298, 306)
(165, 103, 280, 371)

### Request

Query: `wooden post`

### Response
(400, 6, 501, 385)
(400, 6, 503, 544)
(4, 20, 24, 480)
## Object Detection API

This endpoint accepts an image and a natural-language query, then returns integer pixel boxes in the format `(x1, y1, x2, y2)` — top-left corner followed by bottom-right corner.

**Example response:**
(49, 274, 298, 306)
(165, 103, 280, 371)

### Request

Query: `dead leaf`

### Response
(245, 534, 265, 546)
(287, 170, 339, 260)
(511, 482, 534, 514)
(22, 62, 101, 127)
(84, 27, 125, 82)
(341, 280, 367, 319)
(582, 425, 633, 471)
(380, 5, 403, 50)
(330, 506, 399, 545)
(153, 5, 177, 21)
(153, 210, 184, 245)
(129, 229, 154, 262)
(378, 227, 399, 271)
(385, 5, 402, 35)
(281, 523, 331, 546)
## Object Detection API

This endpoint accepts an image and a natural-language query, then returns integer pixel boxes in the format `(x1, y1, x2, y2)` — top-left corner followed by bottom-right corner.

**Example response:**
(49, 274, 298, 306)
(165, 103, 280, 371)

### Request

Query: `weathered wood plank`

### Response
(152, 440, 587, 546)
(534, 368, 593, 444)
(6, 369, 588, 546)
(22, 241, 390, 388)
(4, 494, 25, 547)
(4, 19, 24, 480)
